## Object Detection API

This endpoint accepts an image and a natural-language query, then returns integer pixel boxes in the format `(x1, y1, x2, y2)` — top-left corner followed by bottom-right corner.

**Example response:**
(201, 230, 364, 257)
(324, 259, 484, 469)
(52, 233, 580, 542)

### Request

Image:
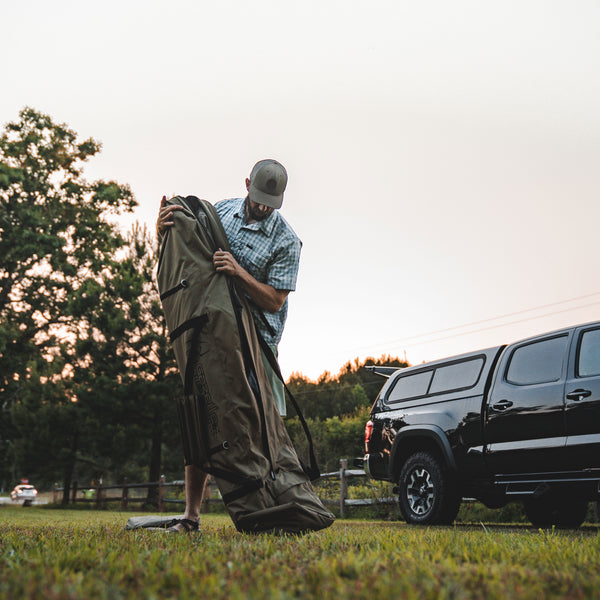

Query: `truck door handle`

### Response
(492, 399, 513, 411)
(566, 389, 592, 401)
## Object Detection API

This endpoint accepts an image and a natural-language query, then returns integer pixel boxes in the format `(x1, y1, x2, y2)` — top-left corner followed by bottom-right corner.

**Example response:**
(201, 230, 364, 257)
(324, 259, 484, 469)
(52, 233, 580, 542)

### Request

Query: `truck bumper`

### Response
(357, 453, 389, 480)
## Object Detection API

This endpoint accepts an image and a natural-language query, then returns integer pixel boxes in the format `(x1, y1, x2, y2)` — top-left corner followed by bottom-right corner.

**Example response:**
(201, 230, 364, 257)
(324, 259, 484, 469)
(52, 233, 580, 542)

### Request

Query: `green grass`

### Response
(1, 506, 599, 599)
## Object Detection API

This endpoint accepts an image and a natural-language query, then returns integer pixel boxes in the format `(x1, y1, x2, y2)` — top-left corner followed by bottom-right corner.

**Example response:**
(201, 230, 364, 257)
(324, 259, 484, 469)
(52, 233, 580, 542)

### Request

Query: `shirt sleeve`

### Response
(266, 237, 302, 291)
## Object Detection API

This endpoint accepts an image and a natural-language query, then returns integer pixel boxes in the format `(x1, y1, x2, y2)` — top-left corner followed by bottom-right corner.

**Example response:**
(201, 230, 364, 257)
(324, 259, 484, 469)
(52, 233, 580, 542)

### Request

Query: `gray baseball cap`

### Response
(248, 159, 288, 209)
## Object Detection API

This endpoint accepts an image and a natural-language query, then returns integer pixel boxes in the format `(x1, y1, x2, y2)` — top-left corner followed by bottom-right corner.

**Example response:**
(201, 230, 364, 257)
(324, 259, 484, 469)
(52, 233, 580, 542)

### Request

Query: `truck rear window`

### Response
(386, 356, 485, 403)
(506, 335, 567, 385)
(429, 358, 484, 394)
(387, 370, 432, 402)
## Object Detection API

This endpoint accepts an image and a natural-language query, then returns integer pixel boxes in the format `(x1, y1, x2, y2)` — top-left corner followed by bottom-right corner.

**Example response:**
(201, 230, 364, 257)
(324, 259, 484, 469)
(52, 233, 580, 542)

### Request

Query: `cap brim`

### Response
(249, 184, 283, 209)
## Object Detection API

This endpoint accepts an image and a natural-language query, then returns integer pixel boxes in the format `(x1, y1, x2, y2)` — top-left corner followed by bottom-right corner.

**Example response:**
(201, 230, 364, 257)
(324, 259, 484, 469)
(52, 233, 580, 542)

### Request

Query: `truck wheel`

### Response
(524, 497, 588, 529)
(398, 451, 461, 525)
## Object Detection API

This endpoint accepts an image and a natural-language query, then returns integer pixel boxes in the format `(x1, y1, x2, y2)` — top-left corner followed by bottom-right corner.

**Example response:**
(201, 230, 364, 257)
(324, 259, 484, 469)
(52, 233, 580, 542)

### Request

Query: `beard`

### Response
(246, 198, 273, 221)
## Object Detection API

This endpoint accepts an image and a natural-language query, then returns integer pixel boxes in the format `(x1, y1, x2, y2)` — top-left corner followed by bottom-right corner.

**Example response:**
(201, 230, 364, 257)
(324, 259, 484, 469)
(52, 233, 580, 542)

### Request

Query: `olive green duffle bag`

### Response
(155, 195, 334, 534)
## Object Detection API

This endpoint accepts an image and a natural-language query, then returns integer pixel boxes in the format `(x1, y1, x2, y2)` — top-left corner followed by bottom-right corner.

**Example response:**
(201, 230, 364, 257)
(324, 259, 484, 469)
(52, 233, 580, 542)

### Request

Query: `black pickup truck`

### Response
(358, 320, 600, 527)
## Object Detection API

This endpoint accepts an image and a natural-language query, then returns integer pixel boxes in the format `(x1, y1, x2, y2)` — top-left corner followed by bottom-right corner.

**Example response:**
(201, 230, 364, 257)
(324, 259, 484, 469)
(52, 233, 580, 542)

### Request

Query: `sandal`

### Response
(165, 518, 200, 533)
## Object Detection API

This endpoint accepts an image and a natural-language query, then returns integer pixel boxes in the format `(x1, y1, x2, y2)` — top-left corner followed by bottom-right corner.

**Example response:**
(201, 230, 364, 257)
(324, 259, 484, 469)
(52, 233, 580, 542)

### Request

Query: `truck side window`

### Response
(387, 370, 432, 403)
(506, 335, 568, 386)
(429, 357, 484, 394)
(578, 328, 600, 377)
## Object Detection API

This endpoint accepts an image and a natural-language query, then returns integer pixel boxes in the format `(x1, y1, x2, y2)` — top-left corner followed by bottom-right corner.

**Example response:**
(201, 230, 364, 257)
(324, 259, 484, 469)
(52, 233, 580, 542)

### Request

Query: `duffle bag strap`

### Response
(255, 331, 321, 481)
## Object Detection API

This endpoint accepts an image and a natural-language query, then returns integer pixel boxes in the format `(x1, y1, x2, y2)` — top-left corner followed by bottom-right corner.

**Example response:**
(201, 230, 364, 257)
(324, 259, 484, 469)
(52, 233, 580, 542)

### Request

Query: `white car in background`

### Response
(10, 484, 38, 506)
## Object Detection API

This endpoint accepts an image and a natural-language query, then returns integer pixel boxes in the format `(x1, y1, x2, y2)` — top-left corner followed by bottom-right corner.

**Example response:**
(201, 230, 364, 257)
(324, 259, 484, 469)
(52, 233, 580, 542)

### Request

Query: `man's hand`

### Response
(213, 249, 241, 277)
(156, 195, 184, 238)
(214, 248, 290, 313)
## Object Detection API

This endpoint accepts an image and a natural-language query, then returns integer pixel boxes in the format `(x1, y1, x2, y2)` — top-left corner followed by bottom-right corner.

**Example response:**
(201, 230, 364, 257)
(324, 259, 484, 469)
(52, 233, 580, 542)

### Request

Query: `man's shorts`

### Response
(260, 345, 286, 417)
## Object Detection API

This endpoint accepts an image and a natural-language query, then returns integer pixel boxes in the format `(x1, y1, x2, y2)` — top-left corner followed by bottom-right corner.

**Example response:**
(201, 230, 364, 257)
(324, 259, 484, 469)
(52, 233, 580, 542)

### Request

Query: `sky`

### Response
(2, 0, 600, 380)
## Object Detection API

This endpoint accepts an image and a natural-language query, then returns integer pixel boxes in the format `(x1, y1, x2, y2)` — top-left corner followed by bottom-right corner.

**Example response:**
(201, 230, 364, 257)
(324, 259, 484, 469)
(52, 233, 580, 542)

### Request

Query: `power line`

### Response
(354, 291, 600, 355)
(289, 295, 600, 398)
(382, 300, 600, 352)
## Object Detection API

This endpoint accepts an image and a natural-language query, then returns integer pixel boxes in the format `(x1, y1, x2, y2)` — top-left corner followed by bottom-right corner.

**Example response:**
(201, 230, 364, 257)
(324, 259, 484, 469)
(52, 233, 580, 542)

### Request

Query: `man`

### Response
(156, 159, 302, 532)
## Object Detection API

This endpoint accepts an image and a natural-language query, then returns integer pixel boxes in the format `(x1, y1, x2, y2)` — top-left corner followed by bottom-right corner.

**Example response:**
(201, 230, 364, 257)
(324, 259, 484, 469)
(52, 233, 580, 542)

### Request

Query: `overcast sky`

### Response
(3, 0, 600, 379)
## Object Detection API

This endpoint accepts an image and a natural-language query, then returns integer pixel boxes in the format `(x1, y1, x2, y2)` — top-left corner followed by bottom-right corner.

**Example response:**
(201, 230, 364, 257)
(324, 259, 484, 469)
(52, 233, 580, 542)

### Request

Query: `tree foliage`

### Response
(0, 107, 135, 402)
(286, 354, 408, 420)
(285, 355, 409, 472)
(0, 107, 136, 491)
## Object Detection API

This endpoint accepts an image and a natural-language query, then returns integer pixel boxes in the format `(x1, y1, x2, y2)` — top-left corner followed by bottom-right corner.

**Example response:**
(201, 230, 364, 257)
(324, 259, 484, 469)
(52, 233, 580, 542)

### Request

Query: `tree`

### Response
(0, 107, 135, 491)
(284, 355, 409, 471)
(286, 354, 409, 420)
(68, 223, 182, 503)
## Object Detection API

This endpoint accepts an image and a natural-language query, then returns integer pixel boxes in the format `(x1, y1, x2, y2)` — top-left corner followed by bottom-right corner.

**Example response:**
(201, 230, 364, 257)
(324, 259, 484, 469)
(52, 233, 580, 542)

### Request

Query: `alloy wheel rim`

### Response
(406, 468, 435, 515)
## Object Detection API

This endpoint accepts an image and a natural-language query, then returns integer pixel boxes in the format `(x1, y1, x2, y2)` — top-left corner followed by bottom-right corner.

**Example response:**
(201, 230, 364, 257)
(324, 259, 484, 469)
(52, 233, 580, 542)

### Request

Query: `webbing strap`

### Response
(256, 332, 321, 481)
(203, 465, 263, 489)
(255, 304, 276, 337)
(160, 278, 188, 301)
(170, 315, 208, 344)
(221, 479, 264, 504)
(181, 195, 219, 251)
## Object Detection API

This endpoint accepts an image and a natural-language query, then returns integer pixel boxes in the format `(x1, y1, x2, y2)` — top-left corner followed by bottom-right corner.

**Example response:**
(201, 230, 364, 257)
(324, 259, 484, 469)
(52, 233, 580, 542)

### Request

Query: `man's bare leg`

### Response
(170, 464, 208, 532)
(185, 464, 208, 520)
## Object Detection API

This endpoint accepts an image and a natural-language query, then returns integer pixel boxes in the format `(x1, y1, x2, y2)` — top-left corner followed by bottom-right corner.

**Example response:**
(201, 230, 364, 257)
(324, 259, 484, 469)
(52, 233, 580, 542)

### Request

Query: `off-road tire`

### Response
(398, 451, 461, 525)
(524, 497, 588, 529)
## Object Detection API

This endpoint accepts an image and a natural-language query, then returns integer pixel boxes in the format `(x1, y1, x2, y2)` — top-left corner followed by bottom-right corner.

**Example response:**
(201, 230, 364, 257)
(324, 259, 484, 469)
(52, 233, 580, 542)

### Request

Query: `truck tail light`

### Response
(364, 420, 374, 452)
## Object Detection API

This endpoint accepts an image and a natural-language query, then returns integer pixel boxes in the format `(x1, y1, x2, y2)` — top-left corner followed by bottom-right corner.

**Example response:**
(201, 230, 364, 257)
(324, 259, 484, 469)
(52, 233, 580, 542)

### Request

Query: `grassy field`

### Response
(1, 506, 599, 599)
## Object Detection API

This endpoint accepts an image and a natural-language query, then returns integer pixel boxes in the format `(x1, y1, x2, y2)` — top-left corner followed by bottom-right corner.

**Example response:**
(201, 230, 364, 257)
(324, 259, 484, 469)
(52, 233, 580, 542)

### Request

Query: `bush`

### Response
(286, 406, 369, 473)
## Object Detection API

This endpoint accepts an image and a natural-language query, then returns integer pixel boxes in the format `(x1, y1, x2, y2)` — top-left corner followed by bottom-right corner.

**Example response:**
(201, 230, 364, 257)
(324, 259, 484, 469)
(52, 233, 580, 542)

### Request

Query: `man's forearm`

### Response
(235, 268, 289, 313)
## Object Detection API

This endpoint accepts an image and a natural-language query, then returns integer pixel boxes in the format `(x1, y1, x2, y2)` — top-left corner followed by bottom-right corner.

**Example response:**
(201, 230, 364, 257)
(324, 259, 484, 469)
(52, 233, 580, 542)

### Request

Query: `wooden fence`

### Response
(54, 476, 211, 513)
(53, 462, 600, 522)
(321, 459, 397, 518)
(53, 459, 392, 516)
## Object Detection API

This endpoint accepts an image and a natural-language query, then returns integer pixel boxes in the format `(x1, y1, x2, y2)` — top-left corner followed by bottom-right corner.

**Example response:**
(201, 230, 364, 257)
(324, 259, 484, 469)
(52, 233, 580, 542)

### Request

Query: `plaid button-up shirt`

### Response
(215, 197, 302, 346)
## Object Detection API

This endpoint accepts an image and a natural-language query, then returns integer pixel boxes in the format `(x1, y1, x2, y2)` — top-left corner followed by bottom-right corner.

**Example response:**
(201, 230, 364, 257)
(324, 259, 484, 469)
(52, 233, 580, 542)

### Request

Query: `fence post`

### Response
(121, 477, 129, 511)
(95, 480, 102, 509)
(71, 480, 78, 505)
(339, 459, 348, 518)
(158, 475, 165, 512)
